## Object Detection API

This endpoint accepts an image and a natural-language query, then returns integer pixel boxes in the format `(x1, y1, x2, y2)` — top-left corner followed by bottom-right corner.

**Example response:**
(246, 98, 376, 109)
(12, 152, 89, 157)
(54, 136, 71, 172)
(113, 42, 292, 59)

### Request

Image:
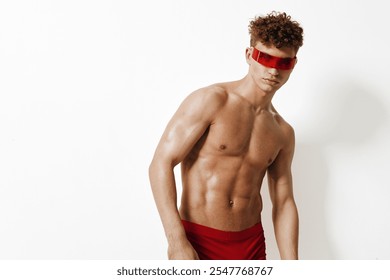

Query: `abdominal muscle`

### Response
(179, 155, 265, 231)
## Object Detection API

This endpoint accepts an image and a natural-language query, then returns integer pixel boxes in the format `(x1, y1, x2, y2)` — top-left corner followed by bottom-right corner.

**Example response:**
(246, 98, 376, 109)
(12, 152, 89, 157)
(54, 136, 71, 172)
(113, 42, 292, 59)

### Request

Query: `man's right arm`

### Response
(148, 86, 226, 259)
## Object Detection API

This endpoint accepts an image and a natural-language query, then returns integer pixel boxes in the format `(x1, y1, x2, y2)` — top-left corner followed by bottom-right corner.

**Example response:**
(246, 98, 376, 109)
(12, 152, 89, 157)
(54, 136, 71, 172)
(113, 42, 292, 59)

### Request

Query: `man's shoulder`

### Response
(185, 83, 230, 109)
(271, 108, 295, 141)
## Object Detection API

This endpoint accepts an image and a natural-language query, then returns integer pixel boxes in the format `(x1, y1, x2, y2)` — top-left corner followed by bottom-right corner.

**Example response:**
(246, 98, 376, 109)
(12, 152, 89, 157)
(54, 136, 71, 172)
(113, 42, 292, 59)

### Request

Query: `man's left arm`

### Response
(267, 125, 299, 260)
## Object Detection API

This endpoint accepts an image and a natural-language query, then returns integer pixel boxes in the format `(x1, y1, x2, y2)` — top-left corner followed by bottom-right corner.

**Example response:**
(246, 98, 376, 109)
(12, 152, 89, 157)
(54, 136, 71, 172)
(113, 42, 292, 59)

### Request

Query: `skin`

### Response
(149, 41, 299, 260)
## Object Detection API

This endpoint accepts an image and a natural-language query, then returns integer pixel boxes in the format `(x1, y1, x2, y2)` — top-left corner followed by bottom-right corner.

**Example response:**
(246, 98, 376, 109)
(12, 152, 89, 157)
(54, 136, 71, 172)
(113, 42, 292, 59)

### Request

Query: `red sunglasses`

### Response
(251, 47, 296, 70)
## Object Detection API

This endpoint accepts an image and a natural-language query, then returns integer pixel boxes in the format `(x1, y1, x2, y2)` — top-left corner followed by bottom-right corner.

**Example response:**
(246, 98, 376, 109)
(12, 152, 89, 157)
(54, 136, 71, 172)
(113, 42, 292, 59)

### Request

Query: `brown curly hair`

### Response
(249, 11, 304, 51)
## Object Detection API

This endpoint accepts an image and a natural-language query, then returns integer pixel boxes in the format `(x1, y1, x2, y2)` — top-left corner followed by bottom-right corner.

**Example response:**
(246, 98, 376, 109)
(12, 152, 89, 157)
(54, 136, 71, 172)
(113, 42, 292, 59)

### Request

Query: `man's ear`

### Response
(293, 57, 298, 69)
(245, 47, 252, 64)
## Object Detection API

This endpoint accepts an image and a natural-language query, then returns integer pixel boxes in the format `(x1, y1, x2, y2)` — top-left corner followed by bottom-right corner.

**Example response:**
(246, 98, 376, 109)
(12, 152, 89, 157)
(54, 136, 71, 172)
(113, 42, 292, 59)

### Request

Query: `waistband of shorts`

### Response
(182, 220, 263, 241)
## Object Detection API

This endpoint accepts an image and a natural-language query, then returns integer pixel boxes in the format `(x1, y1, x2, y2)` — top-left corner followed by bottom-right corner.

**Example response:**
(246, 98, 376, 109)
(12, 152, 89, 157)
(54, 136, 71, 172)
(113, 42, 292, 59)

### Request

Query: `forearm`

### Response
(149, 160, 187, 244)
(272, 198, 299, 259)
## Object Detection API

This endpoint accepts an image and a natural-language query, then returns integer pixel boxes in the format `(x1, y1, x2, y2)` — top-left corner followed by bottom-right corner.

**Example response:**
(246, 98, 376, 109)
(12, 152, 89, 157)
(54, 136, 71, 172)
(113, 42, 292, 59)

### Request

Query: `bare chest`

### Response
(199, 105, 285, 167)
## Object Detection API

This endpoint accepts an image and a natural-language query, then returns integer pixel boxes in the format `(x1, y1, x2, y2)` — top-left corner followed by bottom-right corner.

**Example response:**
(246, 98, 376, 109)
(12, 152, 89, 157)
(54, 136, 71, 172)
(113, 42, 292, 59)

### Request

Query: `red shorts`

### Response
(182, 220, 266, 260)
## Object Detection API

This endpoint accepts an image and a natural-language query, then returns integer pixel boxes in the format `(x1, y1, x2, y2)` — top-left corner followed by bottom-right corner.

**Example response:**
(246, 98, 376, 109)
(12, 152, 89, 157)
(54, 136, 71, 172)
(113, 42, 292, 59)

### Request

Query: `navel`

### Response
(229, 200, 234, 207)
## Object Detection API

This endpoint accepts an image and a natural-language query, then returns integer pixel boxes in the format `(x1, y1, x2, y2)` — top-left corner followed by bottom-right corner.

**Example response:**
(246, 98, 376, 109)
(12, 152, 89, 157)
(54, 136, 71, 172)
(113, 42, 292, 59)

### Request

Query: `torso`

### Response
(179, 83, 289, 231)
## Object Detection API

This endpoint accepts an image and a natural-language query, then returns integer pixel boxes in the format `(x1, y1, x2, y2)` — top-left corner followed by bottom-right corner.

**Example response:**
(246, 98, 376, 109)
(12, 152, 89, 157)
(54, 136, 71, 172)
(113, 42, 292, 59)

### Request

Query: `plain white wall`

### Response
(1, 0, 389, 259)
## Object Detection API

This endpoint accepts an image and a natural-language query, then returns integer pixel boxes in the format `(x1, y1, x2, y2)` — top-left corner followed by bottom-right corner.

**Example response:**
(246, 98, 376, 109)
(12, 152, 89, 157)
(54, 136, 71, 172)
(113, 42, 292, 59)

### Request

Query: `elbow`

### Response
(148, 158, 157, 176)
(272, 197, 297, 216)
(148, 157, 176, 180)
(148, 157, 178, 195)
(148, 158, 161, 181)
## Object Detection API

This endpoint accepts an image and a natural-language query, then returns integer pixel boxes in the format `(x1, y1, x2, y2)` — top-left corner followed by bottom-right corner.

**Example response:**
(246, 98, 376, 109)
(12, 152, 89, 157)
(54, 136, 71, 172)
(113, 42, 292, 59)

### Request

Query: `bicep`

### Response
(152, 89, 225, 166)
(267, 126, 295, 204)
(155, 113, 208, 166)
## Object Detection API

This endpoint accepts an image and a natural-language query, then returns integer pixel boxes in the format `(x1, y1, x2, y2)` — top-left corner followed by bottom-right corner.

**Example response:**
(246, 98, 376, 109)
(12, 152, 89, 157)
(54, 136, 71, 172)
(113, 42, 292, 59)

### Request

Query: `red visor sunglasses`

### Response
(251, 47, 296, 70)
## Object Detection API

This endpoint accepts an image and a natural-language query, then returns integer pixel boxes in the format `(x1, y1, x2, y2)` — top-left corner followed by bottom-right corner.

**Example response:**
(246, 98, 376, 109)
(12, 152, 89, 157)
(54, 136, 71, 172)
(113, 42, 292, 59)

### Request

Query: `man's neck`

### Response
(234, 74, 276, 112)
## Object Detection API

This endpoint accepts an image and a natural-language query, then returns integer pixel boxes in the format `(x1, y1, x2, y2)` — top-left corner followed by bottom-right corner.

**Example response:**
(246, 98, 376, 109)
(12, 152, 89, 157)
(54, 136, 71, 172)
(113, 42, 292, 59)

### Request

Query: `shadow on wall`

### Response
(293, 79, 387, 259)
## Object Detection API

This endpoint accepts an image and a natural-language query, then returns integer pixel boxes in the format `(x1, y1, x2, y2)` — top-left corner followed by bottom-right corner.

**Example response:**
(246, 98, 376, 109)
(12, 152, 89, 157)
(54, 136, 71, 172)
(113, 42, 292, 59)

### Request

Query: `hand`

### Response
(167, 239, 200, 260)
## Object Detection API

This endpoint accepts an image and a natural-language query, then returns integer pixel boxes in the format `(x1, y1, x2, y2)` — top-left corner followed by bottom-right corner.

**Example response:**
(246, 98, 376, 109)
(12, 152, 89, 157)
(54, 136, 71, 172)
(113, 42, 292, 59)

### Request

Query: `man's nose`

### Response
(268, 68, 279, 76)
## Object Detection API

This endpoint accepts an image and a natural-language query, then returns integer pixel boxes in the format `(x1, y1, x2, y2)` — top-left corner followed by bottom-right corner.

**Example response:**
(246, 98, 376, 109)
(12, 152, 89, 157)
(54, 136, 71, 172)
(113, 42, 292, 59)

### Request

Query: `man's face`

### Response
(246, 42, 297, 94)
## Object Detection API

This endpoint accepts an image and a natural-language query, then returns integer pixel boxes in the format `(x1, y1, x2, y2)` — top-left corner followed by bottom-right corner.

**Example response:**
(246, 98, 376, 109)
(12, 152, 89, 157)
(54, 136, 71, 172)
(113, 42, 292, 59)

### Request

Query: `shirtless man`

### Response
(149, 12, 304, 260)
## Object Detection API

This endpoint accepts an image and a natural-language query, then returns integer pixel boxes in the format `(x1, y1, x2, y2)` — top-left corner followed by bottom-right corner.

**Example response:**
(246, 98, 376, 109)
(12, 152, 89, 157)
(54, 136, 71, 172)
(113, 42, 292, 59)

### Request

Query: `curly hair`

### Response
(249, 11, 304, 51)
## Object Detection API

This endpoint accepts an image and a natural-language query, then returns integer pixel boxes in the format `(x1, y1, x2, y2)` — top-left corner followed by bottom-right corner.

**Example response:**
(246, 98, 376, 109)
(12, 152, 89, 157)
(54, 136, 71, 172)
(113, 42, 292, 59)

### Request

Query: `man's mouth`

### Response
(263, 78, 279, 84)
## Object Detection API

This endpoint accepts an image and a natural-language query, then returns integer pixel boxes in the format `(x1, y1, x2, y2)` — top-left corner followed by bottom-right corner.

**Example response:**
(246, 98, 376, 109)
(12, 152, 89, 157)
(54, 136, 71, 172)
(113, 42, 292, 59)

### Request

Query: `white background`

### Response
(0, 0, 389, 260)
